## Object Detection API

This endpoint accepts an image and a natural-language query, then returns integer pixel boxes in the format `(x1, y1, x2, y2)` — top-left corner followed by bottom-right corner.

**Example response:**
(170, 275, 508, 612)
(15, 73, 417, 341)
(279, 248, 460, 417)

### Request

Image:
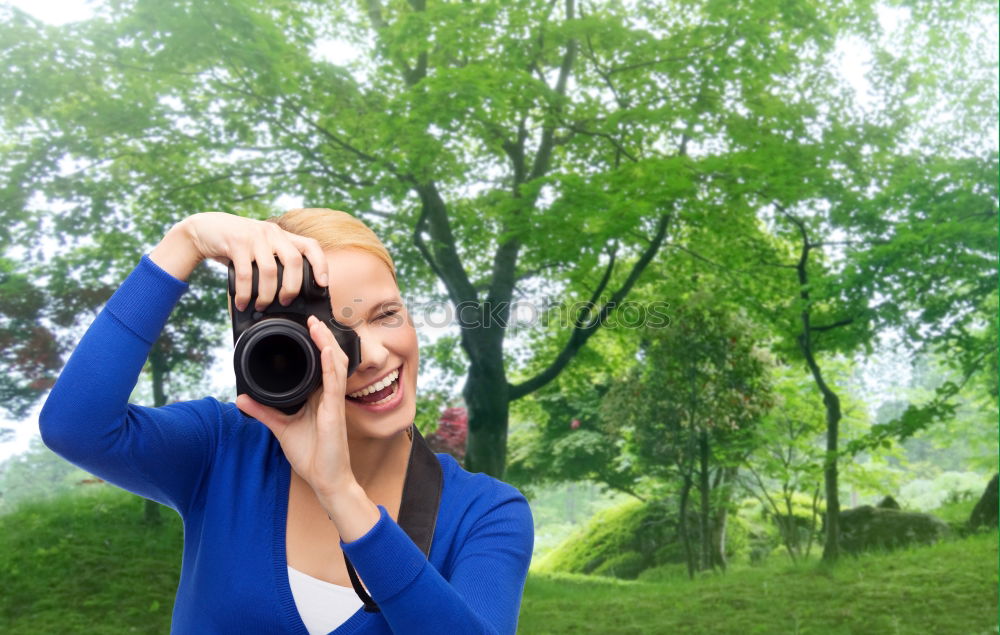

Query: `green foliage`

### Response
(505, 327, 647, 498)
(600, 292, 776, 475)
(635, 561, 693, 583)
(880, 345, 1000, 474)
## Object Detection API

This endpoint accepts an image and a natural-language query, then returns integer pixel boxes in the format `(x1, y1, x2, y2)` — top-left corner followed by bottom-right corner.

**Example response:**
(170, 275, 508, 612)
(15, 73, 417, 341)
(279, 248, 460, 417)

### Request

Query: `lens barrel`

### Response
(234, 318, 320, 413)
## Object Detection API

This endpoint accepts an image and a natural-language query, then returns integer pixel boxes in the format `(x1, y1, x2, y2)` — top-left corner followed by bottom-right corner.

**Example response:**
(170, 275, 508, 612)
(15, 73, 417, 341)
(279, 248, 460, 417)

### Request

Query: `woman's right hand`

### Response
(149, 212, 329, 311)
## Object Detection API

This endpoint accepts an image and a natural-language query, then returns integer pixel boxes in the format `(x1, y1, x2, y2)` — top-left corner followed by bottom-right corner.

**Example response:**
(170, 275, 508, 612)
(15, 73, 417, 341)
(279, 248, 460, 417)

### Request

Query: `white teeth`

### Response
(348, 368, 399, 399)
(367, 382, 398, 406)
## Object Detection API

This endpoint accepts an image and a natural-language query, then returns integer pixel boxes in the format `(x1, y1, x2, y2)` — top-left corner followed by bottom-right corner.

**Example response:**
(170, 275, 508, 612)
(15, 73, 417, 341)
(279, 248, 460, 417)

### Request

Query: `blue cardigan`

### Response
(38, 255, 534, 634)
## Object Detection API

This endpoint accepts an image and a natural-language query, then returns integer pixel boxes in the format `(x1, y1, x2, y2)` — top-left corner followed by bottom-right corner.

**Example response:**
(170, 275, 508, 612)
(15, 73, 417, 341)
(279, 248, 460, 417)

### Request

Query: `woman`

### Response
(39, 209, 534, 634)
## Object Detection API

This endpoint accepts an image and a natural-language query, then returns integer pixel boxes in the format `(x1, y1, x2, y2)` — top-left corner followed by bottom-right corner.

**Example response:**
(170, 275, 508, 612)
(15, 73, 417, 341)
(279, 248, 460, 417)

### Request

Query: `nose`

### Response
(353, 327, 389, 376)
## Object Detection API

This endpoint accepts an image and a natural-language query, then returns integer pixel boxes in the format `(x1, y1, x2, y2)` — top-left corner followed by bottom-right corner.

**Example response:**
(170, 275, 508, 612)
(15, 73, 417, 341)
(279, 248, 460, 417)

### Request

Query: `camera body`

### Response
(228, 257, 361, 415)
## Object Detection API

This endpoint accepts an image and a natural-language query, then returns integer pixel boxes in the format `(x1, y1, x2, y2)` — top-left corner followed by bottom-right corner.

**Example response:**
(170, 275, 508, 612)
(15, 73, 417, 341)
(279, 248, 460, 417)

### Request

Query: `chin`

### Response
(345, 404, 416, 440)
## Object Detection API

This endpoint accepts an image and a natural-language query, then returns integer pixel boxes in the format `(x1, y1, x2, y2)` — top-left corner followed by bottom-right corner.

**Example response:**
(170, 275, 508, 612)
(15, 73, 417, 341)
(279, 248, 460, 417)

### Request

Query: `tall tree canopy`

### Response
(0, 0, 993, 483)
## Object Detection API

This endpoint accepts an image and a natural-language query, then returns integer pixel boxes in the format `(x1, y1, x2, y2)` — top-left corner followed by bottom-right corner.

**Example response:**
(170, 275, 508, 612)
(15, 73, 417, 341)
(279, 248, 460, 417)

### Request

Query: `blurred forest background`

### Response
(0, 0, 996, 633)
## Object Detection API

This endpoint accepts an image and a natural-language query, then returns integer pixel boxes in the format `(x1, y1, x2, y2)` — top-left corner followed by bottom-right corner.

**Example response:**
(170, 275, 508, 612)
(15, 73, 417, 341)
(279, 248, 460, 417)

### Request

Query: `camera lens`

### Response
(234, 319, 320, 412)
(247, 333, 308, 394)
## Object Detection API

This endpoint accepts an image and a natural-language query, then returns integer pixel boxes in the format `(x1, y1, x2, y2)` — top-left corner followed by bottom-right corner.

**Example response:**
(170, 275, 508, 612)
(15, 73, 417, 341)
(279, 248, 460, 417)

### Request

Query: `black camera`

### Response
(228, 257, 361, 415)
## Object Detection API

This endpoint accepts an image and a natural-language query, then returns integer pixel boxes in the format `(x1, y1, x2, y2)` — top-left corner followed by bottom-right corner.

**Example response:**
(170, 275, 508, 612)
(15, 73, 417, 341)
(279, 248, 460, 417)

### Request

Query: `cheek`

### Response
(402, 326, 419, 367)
(396, 324, 419, 378)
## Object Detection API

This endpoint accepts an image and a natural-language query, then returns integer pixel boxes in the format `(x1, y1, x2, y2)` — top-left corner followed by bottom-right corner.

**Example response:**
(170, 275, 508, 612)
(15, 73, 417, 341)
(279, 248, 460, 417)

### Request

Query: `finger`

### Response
(253, 242, 279, 311)
(308, 314, 337, 349)
(273, 237, 303, 306)
(320, 344, 349, 401)
(311, 317, 351, 376)
(286, 233, 329, 287)
(230, 244, 254, 312)
(236, 393, 293, 436)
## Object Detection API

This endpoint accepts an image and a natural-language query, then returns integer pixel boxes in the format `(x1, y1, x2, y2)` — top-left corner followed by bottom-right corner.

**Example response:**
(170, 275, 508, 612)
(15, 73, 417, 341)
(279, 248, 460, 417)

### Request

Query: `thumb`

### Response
(237, 393, 291, 438)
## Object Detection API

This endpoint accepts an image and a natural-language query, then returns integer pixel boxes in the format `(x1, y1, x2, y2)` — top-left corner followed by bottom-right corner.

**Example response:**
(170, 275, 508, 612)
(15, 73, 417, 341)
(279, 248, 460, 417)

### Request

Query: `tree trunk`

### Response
(462, 353, 509, 478)
(779, 488, 802, 562)
(145, 345, 167, 525)
(805, 484, 821, 559)
(697, 429, 711, 572)
(679, 472, 696, 580)
(712, 507, 729, 572)
(800, 339, 842, 562)
(785, 215, 845, 564)
(566, 482, 577, 524)
(819, 390, 841, 562)
(711, 466, 737, 572)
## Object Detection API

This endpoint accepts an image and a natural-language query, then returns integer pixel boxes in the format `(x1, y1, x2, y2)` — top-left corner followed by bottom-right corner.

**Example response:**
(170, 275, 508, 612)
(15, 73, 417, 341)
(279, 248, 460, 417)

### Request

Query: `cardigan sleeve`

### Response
(339, 482, 534, 635)
(38, 254, 224, 515)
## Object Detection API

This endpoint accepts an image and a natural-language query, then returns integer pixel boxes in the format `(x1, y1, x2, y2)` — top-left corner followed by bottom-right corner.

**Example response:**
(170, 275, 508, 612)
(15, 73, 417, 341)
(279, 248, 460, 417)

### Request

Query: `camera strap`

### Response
(342, 424, 443, 613)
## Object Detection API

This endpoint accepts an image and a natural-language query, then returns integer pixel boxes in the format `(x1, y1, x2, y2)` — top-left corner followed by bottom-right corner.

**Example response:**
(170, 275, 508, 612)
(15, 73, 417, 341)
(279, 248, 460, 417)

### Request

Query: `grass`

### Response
(1, 485, 997, 634)
(0, 485, 183, 634)
(520, 532, 998, 634)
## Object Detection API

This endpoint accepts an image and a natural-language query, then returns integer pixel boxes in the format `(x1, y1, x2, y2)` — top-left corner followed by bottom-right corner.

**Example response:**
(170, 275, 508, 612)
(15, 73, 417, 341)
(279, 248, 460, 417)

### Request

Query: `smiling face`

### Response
(324, 248, 418, 440)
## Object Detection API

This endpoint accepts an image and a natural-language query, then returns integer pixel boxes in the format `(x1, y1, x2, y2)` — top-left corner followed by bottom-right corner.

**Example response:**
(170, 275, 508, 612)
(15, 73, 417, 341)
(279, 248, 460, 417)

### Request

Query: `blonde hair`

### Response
(270, 208, 396, 282)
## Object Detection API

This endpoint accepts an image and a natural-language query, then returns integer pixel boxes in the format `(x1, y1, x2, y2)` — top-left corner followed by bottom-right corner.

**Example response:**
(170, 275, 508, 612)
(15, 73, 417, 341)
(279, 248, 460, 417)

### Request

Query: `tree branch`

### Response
(509, 211, 671, 400)
(413, 204, 448, 284)
(366, 0, 428, 86)
(561, 121, 638, 163)
(528, 0, 578, 181)
(810, 317, 855, 333)
(575, 242, 618, 328)
(415, 183, 479, 306)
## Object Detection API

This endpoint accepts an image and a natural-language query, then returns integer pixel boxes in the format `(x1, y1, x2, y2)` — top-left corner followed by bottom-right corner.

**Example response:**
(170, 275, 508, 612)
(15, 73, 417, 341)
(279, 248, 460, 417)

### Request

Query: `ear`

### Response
(236, 393, 293, 437)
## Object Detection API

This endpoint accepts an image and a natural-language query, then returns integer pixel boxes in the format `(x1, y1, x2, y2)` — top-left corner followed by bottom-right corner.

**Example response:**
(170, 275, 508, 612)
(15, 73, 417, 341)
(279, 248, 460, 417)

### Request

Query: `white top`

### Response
(287, 565, 364, 635)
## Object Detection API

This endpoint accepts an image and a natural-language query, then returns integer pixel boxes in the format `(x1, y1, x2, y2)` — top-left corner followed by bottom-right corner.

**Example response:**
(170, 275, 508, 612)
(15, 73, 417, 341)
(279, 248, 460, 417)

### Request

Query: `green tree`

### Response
(650, 0, 995, 561)
(0, 0, 894, 479)
(600, 294, 775, 577)
(739, 366, 826, 562)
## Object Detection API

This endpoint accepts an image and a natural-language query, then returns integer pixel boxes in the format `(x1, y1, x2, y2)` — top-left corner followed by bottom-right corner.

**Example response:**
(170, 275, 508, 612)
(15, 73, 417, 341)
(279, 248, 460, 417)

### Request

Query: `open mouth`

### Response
(346, 365, 402, 407)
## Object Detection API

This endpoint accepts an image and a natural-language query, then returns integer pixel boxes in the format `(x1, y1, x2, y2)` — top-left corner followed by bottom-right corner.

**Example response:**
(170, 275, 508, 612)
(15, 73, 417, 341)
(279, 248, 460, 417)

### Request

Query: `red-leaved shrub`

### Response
(426, 407, 468, 463)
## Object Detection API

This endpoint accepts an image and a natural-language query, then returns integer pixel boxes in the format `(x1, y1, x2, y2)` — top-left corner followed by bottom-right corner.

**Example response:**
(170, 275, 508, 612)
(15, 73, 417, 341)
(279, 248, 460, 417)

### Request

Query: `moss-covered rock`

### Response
(534, 498, 676, 576)
(838, 505, 949, 554)
(969, 473, 998, 531)
(877, 495, 901, 510)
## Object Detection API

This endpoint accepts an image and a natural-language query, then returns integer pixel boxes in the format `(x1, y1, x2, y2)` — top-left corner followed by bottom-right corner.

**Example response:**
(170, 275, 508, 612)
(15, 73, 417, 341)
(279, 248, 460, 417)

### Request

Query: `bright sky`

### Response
(5, 0, 93, 23)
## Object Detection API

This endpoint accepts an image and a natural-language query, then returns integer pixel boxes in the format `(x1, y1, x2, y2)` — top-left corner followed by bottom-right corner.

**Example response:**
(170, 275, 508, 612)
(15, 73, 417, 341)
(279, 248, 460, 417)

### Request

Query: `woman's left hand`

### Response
(236, 315, 357, 498)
